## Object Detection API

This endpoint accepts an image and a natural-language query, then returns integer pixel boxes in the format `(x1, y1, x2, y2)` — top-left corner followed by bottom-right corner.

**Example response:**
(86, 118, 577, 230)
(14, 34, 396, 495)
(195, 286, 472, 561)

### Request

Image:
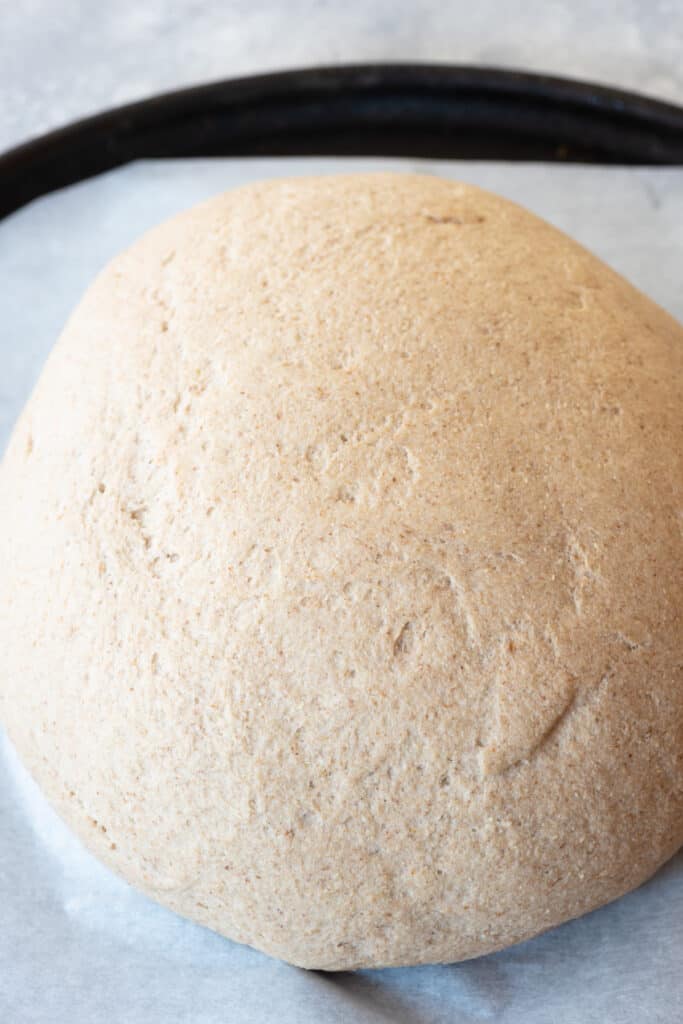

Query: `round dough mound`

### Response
(1, 174, 682, 970)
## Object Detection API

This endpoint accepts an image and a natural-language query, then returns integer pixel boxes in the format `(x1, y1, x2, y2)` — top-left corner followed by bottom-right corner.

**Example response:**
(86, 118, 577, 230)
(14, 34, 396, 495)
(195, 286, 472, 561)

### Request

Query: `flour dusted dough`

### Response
(1, 174, 682, 970)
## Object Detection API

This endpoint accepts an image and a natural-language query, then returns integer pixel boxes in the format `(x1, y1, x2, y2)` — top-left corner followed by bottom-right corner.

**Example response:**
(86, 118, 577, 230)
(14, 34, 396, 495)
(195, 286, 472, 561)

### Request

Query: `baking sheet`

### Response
(1, 157, 682, 1024)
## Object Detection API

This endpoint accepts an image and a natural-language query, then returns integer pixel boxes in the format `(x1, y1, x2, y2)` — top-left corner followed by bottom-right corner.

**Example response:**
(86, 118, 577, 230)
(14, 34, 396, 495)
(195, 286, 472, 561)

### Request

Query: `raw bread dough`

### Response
(1, 174, 682, 969)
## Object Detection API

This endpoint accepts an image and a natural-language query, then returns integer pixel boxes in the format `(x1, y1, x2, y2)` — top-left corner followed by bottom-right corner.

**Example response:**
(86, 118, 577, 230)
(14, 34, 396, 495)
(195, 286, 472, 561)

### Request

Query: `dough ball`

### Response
(1, 174, 682, 969)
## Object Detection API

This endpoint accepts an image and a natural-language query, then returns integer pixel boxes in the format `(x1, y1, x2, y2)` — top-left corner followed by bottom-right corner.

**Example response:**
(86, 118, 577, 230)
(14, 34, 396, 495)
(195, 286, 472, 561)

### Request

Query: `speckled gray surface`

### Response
(0, 0, 682, 152)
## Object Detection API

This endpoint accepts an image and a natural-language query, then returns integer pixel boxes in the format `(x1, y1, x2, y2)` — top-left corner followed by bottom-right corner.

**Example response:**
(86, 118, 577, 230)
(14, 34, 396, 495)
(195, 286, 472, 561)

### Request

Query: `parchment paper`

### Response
(1, 158, 682, 1024)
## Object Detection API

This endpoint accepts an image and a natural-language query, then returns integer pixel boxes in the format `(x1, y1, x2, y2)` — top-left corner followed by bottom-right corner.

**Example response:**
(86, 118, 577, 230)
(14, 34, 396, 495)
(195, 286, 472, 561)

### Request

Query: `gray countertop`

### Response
(1, 0, 682, 153)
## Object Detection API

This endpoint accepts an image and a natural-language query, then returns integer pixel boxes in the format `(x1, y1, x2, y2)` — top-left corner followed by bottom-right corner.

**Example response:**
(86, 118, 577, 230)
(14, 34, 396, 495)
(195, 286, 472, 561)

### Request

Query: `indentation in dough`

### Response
(423, 213, 486, 226)
(392, 621, 414, 658)
(128, 505, 152, 549)
(612, 632, 651, 652)
(479, 627, 576, 776)
(335, 484, 356, 504)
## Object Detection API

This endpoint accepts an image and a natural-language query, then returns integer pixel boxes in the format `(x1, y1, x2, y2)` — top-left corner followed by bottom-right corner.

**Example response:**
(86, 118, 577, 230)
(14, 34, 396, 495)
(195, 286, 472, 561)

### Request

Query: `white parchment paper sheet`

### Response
(1, 158, 682, 1024)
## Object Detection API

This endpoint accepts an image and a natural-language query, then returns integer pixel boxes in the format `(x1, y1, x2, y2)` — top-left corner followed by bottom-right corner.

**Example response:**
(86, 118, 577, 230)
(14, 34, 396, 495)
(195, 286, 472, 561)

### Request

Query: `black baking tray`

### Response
(1, 63, 682, 220)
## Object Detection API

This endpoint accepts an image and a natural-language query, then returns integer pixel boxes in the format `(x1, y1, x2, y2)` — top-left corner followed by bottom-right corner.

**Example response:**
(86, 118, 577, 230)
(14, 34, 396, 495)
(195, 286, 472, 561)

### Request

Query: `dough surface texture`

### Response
(1, 174, 682, 969)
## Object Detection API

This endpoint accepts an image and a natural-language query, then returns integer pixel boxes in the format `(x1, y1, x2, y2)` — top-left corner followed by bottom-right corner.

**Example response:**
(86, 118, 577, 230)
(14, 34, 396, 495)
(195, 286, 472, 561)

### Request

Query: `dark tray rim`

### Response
(1, 62, 682, 220)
